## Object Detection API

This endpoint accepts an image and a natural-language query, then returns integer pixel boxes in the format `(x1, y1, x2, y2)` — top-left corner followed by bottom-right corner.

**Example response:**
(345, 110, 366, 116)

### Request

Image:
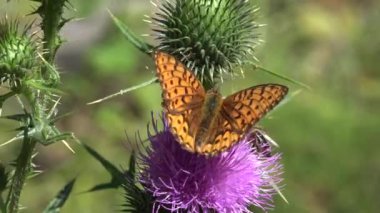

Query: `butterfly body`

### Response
(195, 89, 223, 149)
(155, 52, 288, 155)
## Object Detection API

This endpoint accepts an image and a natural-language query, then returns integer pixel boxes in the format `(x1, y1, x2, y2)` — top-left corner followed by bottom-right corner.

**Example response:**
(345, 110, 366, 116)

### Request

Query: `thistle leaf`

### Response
(121, 178, 152, 213)
(127, 151, 136, 178)
(82, 144, 125, 191)
(107, 9, 154, 56)
(2, 113, 30, 123)
(24, 79, 64, 94)
(43, 179, 76, 213)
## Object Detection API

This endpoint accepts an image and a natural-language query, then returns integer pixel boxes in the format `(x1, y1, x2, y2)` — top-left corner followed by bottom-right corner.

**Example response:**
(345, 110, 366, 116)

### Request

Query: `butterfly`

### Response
(155, 51, 288, 155)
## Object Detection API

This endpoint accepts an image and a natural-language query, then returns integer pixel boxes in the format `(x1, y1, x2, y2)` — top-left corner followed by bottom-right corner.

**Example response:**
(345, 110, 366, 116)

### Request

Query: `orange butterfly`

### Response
(155, 52, 288, 155)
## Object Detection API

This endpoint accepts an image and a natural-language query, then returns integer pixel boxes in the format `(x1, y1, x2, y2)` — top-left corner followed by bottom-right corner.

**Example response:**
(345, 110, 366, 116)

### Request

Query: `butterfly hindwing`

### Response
(197, 84, 288, 155)
(196, 113, 241, 155)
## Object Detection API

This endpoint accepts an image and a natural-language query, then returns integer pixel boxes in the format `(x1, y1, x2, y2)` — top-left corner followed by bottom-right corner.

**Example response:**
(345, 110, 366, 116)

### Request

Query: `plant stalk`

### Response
(6, 138, 36, 213)
(4, 0, 67, 211)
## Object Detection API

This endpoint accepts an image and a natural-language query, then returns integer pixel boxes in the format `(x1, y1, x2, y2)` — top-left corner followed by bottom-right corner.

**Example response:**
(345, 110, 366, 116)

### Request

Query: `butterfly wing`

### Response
(155, 52, 206, 152)
(198, 84, 288, 154)
(222, 84, 288, 132)
(196, 113, 241, 155)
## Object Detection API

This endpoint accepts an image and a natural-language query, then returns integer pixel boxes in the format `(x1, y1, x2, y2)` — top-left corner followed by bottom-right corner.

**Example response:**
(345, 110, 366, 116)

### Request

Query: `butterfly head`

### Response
(204, 87, 223, 111)
(205, 85, 221, 97)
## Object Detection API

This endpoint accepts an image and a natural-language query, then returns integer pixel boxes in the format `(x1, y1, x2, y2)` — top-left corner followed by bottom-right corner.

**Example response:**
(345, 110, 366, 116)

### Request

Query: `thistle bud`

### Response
(0, 19, 38, 90)
(153, 0, 260, 88)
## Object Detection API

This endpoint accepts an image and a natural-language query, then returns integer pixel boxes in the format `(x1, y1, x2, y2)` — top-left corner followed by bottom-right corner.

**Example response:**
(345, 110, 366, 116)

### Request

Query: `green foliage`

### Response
(0, 0, 77, 212)
(0, 19, 38, 92)
(121, 151, 153, 213)
(83, 144, 153, 212)
(121, 178, 153, 213)
(32, 0, 71, 63)
(108, 10, 153, 56)
(43, 179, 76, 213)
(83, 144, 126, 191)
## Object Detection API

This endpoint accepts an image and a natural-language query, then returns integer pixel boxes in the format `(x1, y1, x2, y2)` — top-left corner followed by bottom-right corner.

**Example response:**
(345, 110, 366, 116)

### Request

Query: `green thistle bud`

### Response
(0, 19, 38, 90)
(153, 0, 260, 89)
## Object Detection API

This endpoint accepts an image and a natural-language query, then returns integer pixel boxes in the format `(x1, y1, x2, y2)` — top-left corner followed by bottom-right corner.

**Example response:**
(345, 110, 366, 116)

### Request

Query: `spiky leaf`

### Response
(43, 179, 76, 213)
(121, 176, 152, 213)
(82, 144, 125, 191)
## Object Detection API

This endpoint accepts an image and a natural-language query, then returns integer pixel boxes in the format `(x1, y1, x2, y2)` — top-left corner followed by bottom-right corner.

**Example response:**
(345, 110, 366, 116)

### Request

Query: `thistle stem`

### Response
(0, 196, 5, 213)
(6, 138, 36, 213)
(5, 87, 43, 213)
(41, 0, 65, 73)
(4, 0, 67, 211)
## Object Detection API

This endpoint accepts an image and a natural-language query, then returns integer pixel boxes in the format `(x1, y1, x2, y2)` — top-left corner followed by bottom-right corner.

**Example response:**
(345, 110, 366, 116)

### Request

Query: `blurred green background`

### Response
(1, 0, 379, 212)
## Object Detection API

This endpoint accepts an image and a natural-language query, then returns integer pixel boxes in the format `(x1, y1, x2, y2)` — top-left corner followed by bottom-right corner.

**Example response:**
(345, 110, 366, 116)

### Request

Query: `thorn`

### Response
(87, 77, 157, 105)
(32, 152, 38, 159)
(0, 136, 19, 147)
(62, 140, 75, 154)
(150, 1, 157, 7)
(48, 97, 61, 118)
(240, 67, 245, 78)
(269, 179, 288, 204)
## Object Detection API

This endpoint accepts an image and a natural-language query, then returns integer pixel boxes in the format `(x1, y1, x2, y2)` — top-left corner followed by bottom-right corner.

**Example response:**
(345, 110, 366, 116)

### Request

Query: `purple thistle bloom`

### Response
(139, 116, 283, 213)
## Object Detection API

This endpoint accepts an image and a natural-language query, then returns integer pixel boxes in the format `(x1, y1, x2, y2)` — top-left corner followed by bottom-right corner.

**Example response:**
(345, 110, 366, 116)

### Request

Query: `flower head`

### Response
(152, 0, 261, 89)
(0, 18, 38, 91)
(139, 116, 283, 212)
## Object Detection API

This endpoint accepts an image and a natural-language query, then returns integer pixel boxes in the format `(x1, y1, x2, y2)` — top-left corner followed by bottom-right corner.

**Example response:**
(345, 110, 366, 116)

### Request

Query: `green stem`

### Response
(39, 0, 66, 115)
(41, 0, 65, 67)
(6, 138, 36, 213)
(3, 1, 67, 212)
(5, 88, 40, 213)
(0, 196, 6, 213)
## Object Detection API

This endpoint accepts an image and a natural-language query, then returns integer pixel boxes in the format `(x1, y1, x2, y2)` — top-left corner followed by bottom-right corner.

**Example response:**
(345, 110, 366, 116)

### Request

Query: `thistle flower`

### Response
(0, 18, 38, 91)
(152, 0, 261, 88)
(139, 116, 283, 212)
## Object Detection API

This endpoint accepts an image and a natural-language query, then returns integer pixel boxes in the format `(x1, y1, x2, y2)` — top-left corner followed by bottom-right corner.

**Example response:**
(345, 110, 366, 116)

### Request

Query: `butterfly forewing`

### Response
(155, 52, 205, 113)
(222, 84, 288, 132)
(155, 52, 205, 152)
